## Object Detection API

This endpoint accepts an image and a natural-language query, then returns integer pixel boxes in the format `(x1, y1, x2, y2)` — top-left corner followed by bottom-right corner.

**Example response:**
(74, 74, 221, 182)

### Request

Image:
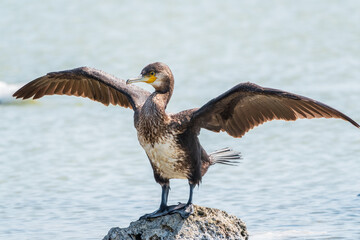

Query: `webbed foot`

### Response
(139, 206, 171, 220)
(139, 203, 194, 220)
(168, 202, 194, 219)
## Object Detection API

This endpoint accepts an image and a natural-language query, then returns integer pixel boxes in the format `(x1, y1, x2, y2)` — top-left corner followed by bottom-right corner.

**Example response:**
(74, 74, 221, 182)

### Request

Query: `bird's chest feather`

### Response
(138, 132, 189, 180)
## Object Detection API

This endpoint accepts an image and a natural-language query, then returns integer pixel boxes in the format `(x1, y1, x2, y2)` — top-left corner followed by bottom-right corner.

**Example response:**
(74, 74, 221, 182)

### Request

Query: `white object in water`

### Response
(0, 81, 23, 103)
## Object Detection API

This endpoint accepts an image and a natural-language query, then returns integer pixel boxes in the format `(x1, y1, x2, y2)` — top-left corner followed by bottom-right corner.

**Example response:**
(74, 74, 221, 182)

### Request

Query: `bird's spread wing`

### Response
(13, 67, 151, 110)
(191, 82, 359, 138)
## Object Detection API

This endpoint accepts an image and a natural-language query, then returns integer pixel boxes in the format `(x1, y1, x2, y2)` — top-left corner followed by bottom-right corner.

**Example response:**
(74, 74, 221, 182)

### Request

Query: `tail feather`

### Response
(209, 147, 241, 166)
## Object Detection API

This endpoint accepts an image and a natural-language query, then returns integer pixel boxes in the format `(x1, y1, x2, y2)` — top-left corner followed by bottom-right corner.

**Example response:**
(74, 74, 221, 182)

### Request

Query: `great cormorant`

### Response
(13, 62, 359, 219)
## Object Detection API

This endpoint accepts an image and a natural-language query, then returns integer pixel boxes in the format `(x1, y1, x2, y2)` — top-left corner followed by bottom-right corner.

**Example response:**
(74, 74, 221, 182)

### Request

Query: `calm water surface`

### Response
(1, 1, 360, 239)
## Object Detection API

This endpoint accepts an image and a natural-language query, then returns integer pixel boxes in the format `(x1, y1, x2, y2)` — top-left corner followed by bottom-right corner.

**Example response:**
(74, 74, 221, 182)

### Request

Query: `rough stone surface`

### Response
(103, 205, 248, 240)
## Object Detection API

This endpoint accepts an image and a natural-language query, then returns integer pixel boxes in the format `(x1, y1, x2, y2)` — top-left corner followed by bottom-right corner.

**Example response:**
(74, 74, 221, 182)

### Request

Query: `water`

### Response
(1, 0, 360, 239)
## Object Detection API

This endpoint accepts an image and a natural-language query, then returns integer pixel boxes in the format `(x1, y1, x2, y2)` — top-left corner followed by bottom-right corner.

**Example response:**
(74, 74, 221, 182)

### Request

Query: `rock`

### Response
(103, 205, 248, 240)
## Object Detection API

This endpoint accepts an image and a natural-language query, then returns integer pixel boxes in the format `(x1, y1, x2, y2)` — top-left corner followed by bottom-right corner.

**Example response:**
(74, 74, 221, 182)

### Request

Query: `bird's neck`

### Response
(154, 90, 172, 110)
(141, 92, 171, 120)
(151, 75, 174, 108)
(137, 92, 172, 144)
(145, 91, 172, 114)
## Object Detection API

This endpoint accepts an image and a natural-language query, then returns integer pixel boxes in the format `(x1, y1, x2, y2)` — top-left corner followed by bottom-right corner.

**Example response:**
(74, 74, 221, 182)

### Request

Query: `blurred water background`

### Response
(1, 0, 360, 239)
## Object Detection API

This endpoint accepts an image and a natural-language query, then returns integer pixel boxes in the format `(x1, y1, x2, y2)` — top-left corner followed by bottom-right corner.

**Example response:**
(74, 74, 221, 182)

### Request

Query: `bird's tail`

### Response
(209, 147, 241, 166)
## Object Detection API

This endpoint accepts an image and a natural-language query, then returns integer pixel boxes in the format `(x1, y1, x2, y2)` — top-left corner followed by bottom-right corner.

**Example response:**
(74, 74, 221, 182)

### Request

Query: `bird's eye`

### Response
(150, 71, 155, 76)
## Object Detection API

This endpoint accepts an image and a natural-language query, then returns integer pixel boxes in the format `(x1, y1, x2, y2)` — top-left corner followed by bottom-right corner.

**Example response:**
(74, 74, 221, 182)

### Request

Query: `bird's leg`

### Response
(159, 183, 170, 210)
(186, 183, 195, 205)
(167, 182, 195, 218)
(139, 183, 171, 220)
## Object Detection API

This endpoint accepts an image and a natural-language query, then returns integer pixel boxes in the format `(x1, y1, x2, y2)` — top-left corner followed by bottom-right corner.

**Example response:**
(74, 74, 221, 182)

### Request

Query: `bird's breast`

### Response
(138, 132, 190, 180)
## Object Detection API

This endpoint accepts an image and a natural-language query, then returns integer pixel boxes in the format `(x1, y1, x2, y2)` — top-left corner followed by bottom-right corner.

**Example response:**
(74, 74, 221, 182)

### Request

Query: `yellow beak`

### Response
(126, 75, 157, 84)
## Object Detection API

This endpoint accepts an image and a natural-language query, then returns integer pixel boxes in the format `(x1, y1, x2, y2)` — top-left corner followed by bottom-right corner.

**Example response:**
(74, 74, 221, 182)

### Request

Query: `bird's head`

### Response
(126, 62, 174, 93)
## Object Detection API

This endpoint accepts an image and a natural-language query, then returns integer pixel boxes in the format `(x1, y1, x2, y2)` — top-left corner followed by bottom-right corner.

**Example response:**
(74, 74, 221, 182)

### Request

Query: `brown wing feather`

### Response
(13, 67, 151, 110)
(192, 82, 359, 138)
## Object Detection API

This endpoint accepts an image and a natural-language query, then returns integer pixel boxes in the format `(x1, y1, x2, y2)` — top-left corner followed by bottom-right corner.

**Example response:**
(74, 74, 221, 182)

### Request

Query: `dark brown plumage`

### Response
(13, 62, 359, 219)
(193, 83, 359, 138)
(14, 67, 150, 109)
